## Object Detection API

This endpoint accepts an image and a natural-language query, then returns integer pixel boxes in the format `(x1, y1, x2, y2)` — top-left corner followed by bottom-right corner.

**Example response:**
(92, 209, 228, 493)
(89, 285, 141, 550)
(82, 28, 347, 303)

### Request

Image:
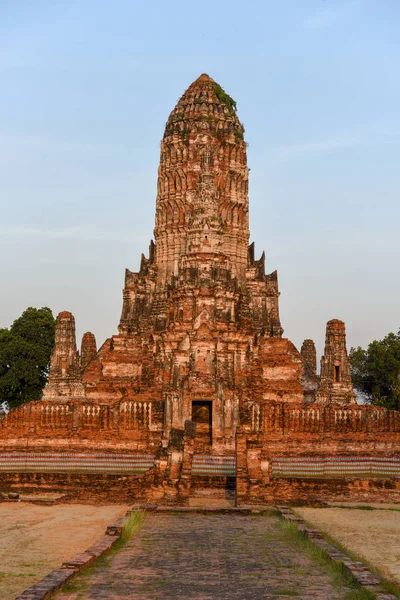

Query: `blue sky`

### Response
(1, 0, 399, 360)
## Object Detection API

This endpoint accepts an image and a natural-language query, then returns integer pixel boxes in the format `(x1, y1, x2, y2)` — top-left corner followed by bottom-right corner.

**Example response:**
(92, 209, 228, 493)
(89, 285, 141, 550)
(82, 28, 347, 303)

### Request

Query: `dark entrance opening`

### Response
(192, 400, 212, 449)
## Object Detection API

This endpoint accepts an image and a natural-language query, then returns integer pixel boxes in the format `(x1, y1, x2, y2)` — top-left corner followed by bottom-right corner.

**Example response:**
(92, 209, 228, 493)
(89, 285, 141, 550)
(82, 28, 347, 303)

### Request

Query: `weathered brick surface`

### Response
(15, 568, 77, 600)
(0, 471, 154, 503)
(86, 535, 119, 558)
(300, 339, 317, 374)
(80, 332, 97, 371)
(61, 552, 96, 570)
(54, 513, 352, 599)
(236, 411, 400, 503)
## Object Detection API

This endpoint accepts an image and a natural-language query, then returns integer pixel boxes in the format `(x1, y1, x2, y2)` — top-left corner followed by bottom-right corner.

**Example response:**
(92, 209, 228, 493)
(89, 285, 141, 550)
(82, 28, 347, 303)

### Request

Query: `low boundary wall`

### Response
(272, 456, 400, 478)
(0, 452, 155, 473)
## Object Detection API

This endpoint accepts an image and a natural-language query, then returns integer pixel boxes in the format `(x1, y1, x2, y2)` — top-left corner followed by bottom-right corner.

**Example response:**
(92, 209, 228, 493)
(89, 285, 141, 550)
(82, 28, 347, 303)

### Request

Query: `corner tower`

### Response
(43, 312, 84, 401)
(317, 319, 356, 405)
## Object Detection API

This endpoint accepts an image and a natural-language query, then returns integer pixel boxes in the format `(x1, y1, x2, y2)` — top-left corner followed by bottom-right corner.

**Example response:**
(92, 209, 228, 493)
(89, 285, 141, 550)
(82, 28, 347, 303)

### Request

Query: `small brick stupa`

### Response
(44, 74, 355, 454)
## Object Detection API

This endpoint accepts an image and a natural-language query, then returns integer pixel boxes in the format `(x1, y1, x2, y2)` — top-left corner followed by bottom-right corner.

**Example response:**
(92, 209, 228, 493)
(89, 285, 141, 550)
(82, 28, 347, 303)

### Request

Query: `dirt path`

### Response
(54, 512, 352, 600)
(0, 503, 129, 600)
(297, 506, 400, 585)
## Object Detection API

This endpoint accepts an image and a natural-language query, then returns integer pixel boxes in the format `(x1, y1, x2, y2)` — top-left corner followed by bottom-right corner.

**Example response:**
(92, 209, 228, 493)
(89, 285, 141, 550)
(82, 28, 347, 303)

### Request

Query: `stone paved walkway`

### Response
(55, 513, 351, 599)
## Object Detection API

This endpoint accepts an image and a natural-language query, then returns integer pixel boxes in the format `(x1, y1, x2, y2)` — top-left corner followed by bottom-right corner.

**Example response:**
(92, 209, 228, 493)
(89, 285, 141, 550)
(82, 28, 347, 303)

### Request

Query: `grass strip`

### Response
(316, 525, 400, 598)
(333, 504, 400, 513)
(291, 510, 400, 599)
(278, 519, 375, 600)
(52, 510, 145, 598)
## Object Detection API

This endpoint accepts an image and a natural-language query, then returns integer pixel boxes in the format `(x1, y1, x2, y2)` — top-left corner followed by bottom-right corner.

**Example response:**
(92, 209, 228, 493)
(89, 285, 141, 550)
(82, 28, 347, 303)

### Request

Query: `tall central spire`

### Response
(185, 148, 221, 256)
(154, 74, 249, 285)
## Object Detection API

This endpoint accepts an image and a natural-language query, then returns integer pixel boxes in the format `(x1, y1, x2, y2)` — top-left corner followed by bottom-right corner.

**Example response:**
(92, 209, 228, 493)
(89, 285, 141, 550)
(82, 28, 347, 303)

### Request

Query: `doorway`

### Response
(192, 400, 212, 449)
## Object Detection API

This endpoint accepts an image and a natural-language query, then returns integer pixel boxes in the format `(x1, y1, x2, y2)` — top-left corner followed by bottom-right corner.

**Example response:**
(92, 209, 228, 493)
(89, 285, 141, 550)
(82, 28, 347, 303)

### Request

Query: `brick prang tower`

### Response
(119, 74, 282, 337)
(44, 74, 355, 454)
(317, 319, 356, 404)
(301, 339, 317, 374)
(43, 312, 85, 401)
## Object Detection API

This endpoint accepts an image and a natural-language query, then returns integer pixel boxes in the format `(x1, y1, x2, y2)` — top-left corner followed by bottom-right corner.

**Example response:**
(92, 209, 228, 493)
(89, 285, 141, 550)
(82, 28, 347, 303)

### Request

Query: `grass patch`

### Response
(278, 520, 375, 600)
(291, 566, 313, 575)
(291, 510, 400, 599)
(334, 504, 400, 513)
(0, 571, 36, 578)
(122, 510, 145, 541)
(272, 588, 300, 596)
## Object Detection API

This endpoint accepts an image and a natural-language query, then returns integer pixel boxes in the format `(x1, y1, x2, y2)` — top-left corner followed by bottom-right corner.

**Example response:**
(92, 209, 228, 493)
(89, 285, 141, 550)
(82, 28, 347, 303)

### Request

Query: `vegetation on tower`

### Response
(212, 82, 237, 114)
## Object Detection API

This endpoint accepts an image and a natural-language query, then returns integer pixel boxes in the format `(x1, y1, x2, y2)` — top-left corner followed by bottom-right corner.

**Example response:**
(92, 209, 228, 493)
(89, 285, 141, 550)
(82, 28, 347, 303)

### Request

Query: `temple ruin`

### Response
(0, 75, 399, 504)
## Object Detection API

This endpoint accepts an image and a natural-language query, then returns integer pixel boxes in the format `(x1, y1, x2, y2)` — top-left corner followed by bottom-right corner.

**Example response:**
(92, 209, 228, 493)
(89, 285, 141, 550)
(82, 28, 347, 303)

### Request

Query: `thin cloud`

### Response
(0, 132, 127, 154)
(302, 1, 359, 31)
(279, 127, 400, 157)
(0, 225, 136, 243)
(303, 11, 341, 31)
(280, 137, 358, 156)
(0, 42, 139, 73)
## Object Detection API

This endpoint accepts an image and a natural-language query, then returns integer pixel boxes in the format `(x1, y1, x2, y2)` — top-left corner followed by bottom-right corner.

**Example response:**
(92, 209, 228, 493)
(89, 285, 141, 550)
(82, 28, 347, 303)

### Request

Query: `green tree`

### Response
(350, 330, 400, 410)
(0, 307, 55, 410)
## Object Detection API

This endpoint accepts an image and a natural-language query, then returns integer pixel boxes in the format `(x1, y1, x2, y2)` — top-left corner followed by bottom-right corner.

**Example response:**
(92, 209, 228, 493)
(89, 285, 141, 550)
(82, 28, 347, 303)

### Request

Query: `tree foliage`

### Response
(0, 307, 55, 410)
(349, 330, 400, 410)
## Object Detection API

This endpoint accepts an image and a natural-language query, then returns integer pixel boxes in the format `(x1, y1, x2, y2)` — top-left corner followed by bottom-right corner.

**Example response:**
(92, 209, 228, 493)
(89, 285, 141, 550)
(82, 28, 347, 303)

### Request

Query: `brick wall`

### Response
(237, 402, 400, 504)
(0, 399, 162, 452)
(0, 470, 155, 503)
(1, 399, 399, 505)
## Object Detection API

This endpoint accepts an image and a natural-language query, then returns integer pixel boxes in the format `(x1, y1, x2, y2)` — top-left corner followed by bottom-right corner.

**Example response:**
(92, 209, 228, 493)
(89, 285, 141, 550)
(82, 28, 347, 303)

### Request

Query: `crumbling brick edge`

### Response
(14, 505, 148, 600)
(276, 505, 398, 600)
